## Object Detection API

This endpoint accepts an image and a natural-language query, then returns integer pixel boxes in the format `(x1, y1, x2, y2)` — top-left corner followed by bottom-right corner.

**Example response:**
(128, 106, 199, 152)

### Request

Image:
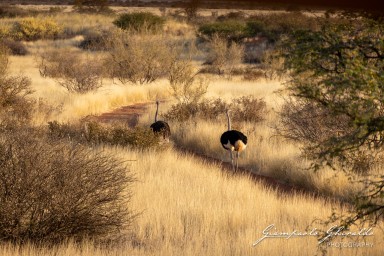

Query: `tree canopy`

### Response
(279, 15, 384, 235)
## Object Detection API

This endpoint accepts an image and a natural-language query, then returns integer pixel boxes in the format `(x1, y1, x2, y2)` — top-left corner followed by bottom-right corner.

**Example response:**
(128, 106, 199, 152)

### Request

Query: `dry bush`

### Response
(229, 67, 264, 81)
(261, 49, 285, 80)
(0, 45, 33, 128)
(198, 20, 247, 41)
(169, 60, 209, 104)
(38, 50, 103, 93)
(278, 98, 351, 145)
(0, 75, 33, 126)
(105, 32, 178, 84)
(277, 98, 383, 173)
(164, 96, 266, 122)
(78, 29, 111, 51)
(48, 120, 161, 149)
(0, 128, 134, 244)
(0, 5, 27, 18)
(231, 96, 267, 122)
(163, 98, 226, 122)
(205, 34, 244, 75)
(0, 39, 28, 55)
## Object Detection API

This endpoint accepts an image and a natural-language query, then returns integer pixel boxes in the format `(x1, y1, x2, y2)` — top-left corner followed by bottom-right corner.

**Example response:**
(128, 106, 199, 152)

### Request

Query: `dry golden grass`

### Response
(8, 53, 171, 123)
(138, 78, 370, 201)
(0, 147, 382, 255)
(1, 10, 382, 255)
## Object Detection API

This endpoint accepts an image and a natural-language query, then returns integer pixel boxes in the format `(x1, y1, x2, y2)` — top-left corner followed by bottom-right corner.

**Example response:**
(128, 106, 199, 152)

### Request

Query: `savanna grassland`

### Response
(0, 3, 383, 256)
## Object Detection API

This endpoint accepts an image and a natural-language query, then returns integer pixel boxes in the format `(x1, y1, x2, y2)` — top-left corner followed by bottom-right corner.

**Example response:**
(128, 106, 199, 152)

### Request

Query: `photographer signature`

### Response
(252, 224, 374, 246)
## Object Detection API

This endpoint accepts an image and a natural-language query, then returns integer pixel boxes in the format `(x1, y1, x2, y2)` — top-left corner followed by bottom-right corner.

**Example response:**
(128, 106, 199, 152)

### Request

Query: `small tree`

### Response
(168, 60, 208, 104)
(278, 15, 384, 240)
(206, 34, 244, 75)
(38, 50, 103, 93)
(106, 32, 177, 84)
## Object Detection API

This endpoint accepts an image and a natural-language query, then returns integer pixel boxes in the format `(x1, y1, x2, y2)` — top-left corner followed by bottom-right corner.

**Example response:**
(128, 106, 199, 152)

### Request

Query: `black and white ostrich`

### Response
(220, 110, 247, 170)
(150, 101, 171, 141)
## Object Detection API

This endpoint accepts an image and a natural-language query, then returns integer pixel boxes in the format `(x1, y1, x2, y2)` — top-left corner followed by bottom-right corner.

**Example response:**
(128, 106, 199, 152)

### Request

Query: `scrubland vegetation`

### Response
(0, 3, 383, 255)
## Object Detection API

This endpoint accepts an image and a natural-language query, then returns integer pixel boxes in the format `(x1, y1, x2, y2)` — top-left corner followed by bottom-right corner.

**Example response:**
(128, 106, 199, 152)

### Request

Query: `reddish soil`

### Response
(96, 102, 151, 127)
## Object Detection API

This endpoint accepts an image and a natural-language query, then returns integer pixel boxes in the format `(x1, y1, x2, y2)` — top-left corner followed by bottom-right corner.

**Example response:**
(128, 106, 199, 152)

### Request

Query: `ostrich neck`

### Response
(155, 103, 159, 122)
(226, 111, 231, 130)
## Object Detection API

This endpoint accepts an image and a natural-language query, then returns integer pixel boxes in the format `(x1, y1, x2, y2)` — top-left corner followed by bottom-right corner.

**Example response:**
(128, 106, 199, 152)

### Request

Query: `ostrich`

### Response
(220, 110, 247, 170)
(150, 101, 171, 141)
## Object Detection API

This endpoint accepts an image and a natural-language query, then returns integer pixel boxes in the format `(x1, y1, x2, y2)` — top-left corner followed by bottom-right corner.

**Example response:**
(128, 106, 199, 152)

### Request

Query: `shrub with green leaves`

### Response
(11, 17, 62, 41)
(113, 12, 165, 33)
(198, 20, 247, 41)
(278, 15, 384, 235)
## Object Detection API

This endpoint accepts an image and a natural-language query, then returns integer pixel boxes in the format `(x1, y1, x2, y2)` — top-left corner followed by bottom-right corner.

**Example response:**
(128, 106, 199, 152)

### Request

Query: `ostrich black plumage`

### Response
(150, 101, 171, 141)
(220, 110, 247, 170)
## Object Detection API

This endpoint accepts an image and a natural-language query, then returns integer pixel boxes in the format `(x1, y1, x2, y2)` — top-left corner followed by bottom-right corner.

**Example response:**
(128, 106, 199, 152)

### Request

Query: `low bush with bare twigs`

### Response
(38, 50, 103, 93)
(48, 120, 161, 149)
(164, 96, 267, 123)
(0, 128, 134, 244)
(105, 32, 178, 84)
(0, 45, 33, 128)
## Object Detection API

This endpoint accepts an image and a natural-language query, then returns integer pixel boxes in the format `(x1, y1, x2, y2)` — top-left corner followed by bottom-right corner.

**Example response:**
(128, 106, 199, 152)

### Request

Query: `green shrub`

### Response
(74, 0, 113, 13)
(11, 17, 62, 41)
(198, 20, 247, 41)
(246, 13, 319, 42)
(113, 12, 165, 33)
(199, 13, 319, 44)
(0, 128, 134, 243)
